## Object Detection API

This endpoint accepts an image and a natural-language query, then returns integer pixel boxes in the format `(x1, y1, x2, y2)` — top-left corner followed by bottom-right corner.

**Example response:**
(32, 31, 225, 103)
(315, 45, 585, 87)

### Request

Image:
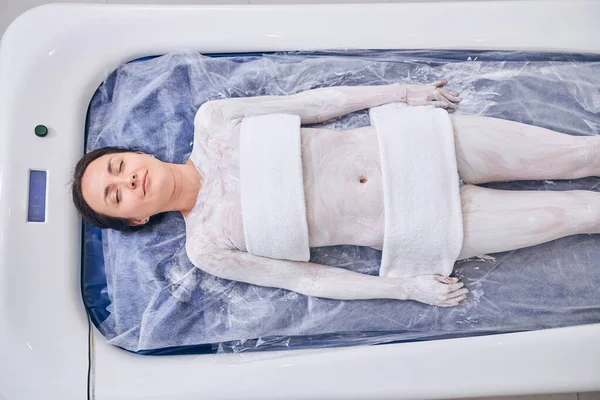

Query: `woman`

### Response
(72, 80, 600, 307)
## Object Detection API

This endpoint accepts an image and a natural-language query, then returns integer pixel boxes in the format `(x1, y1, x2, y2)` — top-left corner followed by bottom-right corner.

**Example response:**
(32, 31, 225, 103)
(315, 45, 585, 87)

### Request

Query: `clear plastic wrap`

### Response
(84, 50, 600, 354)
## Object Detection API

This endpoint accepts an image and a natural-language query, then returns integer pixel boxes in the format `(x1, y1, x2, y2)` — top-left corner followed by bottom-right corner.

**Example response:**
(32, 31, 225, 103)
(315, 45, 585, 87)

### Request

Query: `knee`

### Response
(527, 206, 568, 234)
(528, 191, 600, 234)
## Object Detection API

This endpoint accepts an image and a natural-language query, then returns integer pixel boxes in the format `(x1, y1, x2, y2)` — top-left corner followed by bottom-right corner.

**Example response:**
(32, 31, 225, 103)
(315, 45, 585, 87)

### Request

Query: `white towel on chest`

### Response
(239, 113, 311, 262)
(369, 103, 464, 278)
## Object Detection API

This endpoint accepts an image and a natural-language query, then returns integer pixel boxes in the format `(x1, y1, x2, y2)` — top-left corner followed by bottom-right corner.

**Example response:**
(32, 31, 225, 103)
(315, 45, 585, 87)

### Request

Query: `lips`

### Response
(142, 171, 148, 196)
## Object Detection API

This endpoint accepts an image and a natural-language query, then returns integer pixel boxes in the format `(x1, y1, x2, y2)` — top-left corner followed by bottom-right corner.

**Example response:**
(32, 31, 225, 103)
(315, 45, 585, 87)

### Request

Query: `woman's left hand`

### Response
(401, 80, 462, 110)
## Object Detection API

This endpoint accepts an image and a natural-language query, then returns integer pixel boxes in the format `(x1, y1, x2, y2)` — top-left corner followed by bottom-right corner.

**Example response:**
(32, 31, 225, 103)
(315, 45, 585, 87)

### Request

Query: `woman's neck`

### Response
(166, 161, 202, 217)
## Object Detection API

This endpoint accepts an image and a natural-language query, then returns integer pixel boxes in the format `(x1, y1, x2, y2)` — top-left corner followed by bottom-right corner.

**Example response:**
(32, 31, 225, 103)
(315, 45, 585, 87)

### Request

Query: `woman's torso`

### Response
(185, 123, 384, 252)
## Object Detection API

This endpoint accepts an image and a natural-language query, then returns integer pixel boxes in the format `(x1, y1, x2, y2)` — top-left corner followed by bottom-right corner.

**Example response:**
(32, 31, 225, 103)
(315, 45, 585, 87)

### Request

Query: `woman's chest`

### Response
(189, 126, 246, 251)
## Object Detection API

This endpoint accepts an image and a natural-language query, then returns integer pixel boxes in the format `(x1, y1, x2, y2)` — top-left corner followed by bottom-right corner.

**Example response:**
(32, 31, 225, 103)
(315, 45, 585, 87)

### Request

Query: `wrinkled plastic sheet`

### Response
(84, 50, 600, 354)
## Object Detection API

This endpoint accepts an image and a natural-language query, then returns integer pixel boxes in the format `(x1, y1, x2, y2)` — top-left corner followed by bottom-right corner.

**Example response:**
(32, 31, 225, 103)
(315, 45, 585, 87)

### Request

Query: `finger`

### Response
(439, 89, 459, 97)
(433, 80, 447, 87)
(439, 90, 462, 103)
(438, 294, 467, 307)
(437, 300, 460, 307)
(428, 100, 458, 110)
(428, 100, 448, 109)
(435, 276, 459, 284)
(448, 282, 465, 292)
(446, 288, 469, 300)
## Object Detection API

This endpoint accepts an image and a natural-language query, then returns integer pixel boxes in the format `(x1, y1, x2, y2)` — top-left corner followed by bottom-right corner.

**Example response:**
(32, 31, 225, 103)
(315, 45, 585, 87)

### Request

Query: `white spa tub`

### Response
(0, 1, 599, 399)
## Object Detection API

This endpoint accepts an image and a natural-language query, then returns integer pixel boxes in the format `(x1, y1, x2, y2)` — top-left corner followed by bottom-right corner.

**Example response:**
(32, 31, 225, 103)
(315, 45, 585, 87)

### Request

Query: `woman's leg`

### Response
(452, 114, 600, 183)
(459, 185, 600, 260)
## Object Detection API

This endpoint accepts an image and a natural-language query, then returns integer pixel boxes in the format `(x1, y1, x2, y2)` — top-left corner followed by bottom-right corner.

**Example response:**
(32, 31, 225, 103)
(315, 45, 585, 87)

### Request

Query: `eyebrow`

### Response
(104, 157, 113, 205)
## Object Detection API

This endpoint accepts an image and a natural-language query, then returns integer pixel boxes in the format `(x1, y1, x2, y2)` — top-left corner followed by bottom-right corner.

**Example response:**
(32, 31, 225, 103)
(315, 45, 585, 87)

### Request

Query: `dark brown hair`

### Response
(71, 146, 164, 232)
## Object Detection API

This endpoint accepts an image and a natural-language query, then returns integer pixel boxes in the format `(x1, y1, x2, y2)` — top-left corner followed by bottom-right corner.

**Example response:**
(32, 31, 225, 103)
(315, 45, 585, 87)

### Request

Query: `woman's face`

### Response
(81, 152, 174, 224)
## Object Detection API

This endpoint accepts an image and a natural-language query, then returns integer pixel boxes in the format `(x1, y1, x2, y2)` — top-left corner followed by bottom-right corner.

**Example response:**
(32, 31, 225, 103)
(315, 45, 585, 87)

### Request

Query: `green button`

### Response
(34, 125, 48, 137)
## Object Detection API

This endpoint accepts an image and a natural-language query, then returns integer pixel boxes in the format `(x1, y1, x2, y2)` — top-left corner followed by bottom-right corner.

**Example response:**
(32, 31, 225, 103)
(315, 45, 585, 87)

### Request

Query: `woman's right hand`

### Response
(399, 80, 462, 110)
(402, 275, 469, 307)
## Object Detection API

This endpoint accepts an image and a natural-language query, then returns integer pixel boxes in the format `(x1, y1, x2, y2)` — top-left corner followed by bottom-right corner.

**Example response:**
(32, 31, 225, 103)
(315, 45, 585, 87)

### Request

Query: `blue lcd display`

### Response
(28, 170, 47, 222)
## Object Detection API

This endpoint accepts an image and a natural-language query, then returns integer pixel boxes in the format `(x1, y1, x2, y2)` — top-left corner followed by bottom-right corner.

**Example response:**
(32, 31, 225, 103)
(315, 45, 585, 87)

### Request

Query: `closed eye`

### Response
(115, 160, 124, 203)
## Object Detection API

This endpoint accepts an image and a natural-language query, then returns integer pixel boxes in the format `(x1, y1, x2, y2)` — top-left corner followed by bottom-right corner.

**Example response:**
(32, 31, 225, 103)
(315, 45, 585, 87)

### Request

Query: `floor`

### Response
(1, 1, 599, 399)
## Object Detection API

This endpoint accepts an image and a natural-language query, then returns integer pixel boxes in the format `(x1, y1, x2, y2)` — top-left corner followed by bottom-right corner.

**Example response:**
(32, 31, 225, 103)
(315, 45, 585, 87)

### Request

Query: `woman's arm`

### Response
(199, 81, 460, 125)
(190, 247, 468, 306)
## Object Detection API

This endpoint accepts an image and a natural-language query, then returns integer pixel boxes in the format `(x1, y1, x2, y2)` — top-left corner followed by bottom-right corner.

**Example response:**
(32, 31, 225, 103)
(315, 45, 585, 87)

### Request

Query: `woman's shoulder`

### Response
(192, 101, 242, 156)
(194, 100, 233, 130)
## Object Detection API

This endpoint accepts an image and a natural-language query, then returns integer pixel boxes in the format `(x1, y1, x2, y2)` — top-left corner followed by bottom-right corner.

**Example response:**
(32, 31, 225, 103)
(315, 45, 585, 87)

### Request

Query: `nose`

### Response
(116, 173, 138, 190)
(129, 173, 138, 189)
